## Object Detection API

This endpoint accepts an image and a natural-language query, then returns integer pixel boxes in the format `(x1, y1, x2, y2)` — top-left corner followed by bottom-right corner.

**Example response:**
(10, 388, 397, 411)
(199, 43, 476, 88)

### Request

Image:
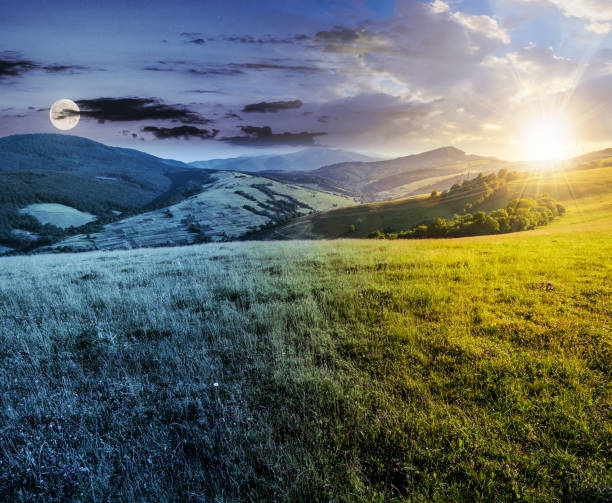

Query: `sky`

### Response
(1, 0, 611, 161)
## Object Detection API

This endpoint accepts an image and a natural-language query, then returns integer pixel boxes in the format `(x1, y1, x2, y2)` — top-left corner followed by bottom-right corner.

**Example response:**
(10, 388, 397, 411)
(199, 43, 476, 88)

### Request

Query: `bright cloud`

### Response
(516, 0, 612, 33)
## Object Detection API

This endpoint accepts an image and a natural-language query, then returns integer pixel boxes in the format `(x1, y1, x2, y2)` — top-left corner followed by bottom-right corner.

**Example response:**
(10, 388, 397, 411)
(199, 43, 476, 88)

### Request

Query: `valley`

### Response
(48, 171, 356, 251)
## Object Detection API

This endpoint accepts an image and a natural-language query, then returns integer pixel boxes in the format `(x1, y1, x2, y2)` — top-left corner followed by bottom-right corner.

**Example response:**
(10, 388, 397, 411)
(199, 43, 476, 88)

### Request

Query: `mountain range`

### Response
(189, 147, 382, 172)
(1, 133, 610, 253)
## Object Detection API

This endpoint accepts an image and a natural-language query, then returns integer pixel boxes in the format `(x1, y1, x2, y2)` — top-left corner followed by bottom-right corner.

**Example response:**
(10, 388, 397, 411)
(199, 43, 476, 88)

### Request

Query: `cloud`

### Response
(142, 125, 219, 139)
(42, 64, 91, 73)
(187, 89, 221, 94)
(143, 66, 174, 72)
(220, 35, 301, 44)
(313, 26, 392, 53)
(221, 125, 326, 146)
(232, 63, 324, 72)
(66, 97, 210, 124)
(296, 93, 440, 149)
(316, 26, 363, 46)
(142, 60, 323, 75)
(0, 52, 91, 79)
(187, 67, 244, 76)
(242, 100, 303, 112)
(0, 53, 38, 78)
(513, 0, 612, 33)
(186, 38, 206, 45)
(143, 60, 241, 75)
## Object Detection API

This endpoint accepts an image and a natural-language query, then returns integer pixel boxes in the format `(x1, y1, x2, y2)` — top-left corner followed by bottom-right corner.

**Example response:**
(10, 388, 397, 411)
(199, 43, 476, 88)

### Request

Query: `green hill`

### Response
(257, 163, 612, 239)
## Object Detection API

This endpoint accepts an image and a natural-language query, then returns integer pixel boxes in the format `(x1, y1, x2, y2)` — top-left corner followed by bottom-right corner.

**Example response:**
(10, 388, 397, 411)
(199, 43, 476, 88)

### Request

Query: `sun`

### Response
(521, 114, 574, 161)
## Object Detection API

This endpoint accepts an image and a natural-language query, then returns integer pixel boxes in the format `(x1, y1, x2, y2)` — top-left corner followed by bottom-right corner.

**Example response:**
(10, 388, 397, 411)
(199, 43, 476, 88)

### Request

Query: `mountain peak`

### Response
(432, 146, 465, 154)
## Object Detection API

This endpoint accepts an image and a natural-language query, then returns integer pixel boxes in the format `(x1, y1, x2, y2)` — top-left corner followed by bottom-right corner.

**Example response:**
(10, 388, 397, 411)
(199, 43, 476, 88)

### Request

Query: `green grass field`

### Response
(0, 168, 610, 501)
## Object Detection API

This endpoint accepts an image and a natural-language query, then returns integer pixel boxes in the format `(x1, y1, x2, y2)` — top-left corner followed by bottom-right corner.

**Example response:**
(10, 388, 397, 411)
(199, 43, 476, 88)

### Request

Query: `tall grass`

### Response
(0, 228, 610, 501)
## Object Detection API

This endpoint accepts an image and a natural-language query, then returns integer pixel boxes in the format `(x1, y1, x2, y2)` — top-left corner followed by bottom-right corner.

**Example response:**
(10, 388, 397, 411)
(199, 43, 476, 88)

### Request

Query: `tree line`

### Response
(369, 195, 565, 239)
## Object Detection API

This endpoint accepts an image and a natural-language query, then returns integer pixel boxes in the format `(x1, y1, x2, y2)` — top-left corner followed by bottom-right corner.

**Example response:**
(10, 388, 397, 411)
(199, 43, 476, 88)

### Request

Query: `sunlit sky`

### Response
(1, 0, 611, 161)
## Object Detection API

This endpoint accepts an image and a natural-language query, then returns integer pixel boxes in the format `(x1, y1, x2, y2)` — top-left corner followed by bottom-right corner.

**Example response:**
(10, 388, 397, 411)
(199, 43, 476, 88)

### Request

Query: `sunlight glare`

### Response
(521, 115, 573, 161)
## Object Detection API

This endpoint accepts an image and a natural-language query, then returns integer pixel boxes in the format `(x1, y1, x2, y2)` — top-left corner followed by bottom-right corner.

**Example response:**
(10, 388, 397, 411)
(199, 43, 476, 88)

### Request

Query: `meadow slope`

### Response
(259, 164, 612, 239)
(0, 204, 610, 501)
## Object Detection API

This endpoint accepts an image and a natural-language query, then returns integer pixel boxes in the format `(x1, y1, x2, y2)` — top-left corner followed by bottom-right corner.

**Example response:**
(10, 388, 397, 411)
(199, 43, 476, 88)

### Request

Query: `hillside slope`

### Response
(47, 171, 357, 251)
(190, 147, 381, 172)
(256, 164, 612, 239)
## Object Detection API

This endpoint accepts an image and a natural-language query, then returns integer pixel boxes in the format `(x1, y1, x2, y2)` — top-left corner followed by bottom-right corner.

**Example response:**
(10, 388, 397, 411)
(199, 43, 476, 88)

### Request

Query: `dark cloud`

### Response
(143, 66, 173, 72)
(220, 34, 301, 44)
(242, 100, 303, 113)
(142, 125, 219, 140)
(0, 53, 38, 78)
(141, 60, 244, 76)
(224, 112, 242, 119)
(187, 89, 220, 94)
(313, 26, 371, 52)
(142, 60, 321, 75)
(186, 38, 206, 45)
(315, 26, 362, 44)
(0, 52, 93, 79)
(221, 125, 326, 146)
(310, 24, 392, 54)
(60, 97, 210, 124)
(232, 63, 324, 72)
(188, 68, 244, 76)
(42, 64, 90, 73)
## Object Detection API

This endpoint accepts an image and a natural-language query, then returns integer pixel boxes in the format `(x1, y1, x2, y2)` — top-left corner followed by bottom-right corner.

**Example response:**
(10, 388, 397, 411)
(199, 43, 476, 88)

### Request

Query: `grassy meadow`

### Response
(0, 167, 610, 502)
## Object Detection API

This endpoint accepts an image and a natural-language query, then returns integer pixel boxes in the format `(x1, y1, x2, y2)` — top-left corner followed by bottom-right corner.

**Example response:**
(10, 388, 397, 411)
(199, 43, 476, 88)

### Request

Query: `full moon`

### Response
(50, 99, 80, 131)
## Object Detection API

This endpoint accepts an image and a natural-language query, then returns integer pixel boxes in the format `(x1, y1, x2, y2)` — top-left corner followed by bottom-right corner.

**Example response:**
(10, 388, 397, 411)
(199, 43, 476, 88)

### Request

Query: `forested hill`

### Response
(0, 134, 212, 251)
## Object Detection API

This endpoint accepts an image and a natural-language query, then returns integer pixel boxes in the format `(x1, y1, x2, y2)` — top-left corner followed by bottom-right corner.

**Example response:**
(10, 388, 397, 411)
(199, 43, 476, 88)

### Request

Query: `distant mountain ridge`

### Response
(265, 146, 509, 201)
(189, 147, 382, 172)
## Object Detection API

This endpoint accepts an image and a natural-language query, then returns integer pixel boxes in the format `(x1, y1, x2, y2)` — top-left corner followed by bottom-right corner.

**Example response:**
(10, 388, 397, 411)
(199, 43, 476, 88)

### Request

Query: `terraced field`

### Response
(49, 172, 356, 251)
